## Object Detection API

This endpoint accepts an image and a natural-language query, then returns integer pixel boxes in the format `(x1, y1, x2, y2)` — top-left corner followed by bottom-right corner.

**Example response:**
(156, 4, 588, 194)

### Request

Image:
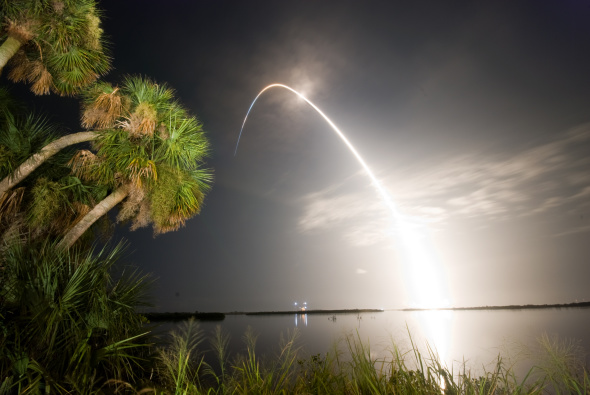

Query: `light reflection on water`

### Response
(155, 309, 590, 377)
(413, 310, 453, 365)
(294, 313, 307, 327)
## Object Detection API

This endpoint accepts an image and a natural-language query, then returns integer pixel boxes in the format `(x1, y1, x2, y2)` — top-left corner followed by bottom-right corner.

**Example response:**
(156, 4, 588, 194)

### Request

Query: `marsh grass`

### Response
(524, 333, 589, 395)
(156, 319, 206, 394)
(147, 324, 590, 395)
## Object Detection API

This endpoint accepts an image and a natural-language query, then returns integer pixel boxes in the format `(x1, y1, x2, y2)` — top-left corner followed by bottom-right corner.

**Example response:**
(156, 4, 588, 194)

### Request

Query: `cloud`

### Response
(298, 194, 372, 231)
(554, 224, 590, 238)
(297, 124, 590, 245)
(297, 181, 392, 247)
(385, 124, 590, 221)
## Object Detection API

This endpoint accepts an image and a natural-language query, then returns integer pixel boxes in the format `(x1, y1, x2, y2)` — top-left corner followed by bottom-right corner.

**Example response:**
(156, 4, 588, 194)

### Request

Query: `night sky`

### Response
(17, 1, 590, 312)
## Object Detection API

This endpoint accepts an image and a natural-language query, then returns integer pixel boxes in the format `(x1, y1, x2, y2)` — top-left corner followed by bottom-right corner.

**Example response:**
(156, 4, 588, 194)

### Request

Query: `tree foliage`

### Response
(0, 89, 107, 246)
(0, 3, 214, 391)
(68, 75, 213, 239)
(0, 0, 111, 96)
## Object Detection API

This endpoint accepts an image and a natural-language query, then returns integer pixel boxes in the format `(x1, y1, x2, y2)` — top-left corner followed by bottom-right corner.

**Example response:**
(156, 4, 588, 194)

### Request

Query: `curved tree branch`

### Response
(0, 131, 98, 198)
(58, 183, 131, 250)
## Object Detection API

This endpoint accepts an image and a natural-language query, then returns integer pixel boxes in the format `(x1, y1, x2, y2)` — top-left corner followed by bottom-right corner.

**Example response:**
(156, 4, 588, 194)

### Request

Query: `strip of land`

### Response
(245, 309, 384, 316)
(399, 301, 590, 311)
(144, 302, 590, 321)
(145, 312, 226, 321)
(144, 309, 384, 321)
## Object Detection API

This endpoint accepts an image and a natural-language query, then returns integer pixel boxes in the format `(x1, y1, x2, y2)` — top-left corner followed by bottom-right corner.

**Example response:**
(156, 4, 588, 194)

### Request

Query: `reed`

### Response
(146, 326, 589, 394)
(155, 318, 206, 394)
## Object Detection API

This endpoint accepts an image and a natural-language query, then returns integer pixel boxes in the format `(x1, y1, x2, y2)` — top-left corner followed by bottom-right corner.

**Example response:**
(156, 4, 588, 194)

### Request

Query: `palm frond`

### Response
(155, 116, 210, 170)
(127, 102, 158, 137)
(148, 165, 212, 234)
(27, 177, 69, 228)
(68, 149, 98, 179)
(129, 199, 151, 231)
(0, 112, 60, 179)
(5, 17, 36, 42)
(3, 0, 111, 95)
(0, 239, 152, 391)
(6, 49, 33, 83)
(81, 84, 124, 129)
(28, 60, 53, 95)
(48, 46, 109, 95)
(117, 183, 146, 223)
(41, 0, 100, 52)
(121, 75, 176, 112)
(0, 186, 25, 222)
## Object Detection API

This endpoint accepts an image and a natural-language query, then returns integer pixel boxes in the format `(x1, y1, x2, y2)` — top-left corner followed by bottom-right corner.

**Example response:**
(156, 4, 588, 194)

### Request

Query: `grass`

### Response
(145, 320, 590, 395)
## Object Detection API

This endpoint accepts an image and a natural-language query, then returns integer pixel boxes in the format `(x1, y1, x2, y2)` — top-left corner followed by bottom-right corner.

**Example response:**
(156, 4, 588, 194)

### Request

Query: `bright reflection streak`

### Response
(295, 313, 308, 327)
(235, 83, 448, 308)
(412, 310, 453, 370)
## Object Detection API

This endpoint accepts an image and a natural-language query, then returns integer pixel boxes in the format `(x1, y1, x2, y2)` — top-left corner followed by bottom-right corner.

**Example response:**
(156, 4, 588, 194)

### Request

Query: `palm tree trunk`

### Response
(0, 36, 23, 71)
(0, 131, 98, 199)
(58, 184, 131, 250)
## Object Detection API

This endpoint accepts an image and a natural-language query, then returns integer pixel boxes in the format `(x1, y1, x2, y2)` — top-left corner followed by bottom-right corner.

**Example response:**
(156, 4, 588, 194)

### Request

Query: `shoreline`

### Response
(398, 301, 590, 312)
(244, 308, 384, 316)
(144, 302, 590, 320)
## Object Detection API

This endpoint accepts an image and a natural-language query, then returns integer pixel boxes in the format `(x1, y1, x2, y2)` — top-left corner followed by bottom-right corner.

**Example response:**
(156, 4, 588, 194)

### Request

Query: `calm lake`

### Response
(155, 308, 590, 377)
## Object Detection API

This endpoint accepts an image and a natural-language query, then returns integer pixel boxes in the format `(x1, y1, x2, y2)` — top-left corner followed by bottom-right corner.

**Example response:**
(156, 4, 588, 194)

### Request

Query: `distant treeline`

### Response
(143, 303, 590, 320)
(145, 312, 226, 321)
(401, 301, 590, 312)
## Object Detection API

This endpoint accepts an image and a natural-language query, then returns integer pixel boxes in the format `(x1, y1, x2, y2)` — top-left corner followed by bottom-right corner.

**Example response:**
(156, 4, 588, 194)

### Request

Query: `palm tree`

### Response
(0, 89, 106, 247)
(0, 129, 97, 199)
(0, 76, 212, 248)
(0, 0, 110, 96)
(58, 75, 213, 248)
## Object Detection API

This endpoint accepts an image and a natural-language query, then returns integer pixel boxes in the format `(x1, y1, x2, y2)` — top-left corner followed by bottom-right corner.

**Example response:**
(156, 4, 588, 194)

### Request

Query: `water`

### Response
(155, 308, 590, 377)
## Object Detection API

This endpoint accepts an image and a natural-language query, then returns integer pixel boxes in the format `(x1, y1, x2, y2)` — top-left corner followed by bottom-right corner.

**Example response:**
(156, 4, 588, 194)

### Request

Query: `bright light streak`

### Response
(413, 310, 453, 372)
(235, 84, 448, 308)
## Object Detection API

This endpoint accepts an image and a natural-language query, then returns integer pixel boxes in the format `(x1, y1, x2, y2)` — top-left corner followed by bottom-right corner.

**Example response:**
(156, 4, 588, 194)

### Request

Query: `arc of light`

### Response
(234, 83, 448, 309)
(234, 84, 400, 219)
